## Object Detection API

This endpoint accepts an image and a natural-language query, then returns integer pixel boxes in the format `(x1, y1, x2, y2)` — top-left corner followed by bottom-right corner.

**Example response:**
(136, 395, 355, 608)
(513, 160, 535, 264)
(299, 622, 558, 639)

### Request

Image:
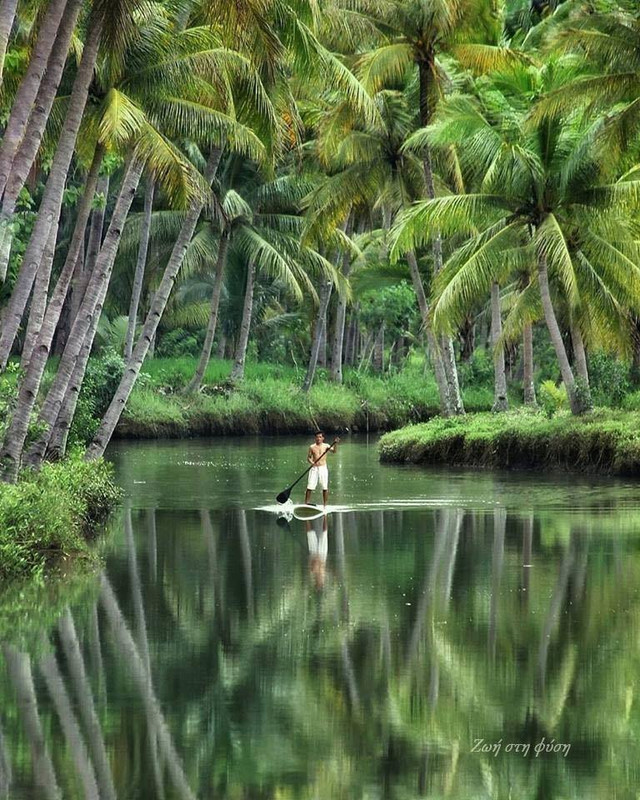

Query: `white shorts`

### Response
(307, 465, 328, 491)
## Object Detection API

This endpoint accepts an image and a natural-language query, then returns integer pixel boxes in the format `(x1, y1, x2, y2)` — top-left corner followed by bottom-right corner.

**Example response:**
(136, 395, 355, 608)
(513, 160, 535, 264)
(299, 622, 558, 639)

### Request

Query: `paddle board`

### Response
(291, 504, 328, 520)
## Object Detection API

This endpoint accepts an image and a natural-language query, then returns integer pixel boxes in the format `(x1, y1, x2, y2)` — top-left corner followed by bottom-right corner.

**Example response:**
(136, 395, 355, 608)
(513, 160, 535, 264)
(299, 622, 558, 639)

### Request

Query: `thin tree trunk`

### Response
(22, 155, 143, 473)
(537, 253, 584, 414)
(55, 236, 84, 355)
(302, 279, 332, 393)
(2, 646, 61, 800)
(317, 317, 327, 367)
(38, 643, 100, 800)
(58, 610, 117, 800)
(570, 321, 589, 385)
(0, 717, 11, 797)
(405, 250, 451, 415)
(523, 321, 536, 406)
(215, 334, 226, 359)
(373, 321, 385, 372)
(0, 0, 19, 90)
(75, 174, 109, 319)
(99, 575, 198, 800)
(490, 281, 508, 412)
(230, 260, 256, 382)
(330, 240, 352, 383)
(125, 179, 155, 360)
(85, 149, 222, 459)
(0, 16, 103, 363)
(20, 224, 55, 368)
(0, 146, 102, 479)
(0, 0, 70, 202)
(186, 226, 229, 393)
(0, 0, 83, 229)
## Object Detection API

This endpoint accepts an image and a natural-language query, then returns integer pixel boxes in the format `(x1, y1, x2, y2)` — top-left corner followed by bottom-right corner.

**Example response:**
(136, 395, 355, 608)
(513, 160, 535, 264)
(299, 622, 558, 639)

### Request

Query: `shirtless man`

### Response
(304, 431, 339, 506)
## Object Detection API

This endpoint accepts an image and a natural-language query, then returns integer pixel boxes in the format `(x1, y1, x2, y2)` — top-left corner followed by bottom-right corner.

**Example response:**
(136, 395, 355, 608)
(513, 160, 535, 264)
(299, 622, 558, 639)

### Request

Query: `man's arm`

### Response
(307, 446, 315, 465)
(328, 437, 340, 454)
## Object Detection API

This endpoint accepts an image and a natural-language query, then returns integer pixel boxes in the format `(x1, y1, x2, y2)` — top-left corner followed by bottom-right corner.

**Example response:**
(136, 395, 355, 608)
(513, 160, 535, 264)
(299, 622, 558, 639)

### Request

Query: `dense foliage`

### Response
(0, 0, 640, 482)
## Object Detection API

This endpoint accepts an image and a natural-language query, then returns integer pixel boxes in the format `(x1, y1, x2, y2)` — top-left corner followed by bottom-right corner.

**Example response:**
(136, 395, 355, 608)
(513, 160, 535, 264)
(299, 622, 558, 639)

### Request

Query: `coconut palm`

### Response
(391, 62, 640, 414)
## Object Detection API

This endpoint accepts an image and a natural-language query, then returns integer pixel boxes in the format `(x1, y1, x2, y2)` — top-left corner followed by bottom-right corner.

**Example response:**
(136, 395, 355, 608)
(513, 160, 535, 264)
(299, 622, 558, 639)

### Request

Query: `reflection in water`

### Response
(2, 438, 640, 797)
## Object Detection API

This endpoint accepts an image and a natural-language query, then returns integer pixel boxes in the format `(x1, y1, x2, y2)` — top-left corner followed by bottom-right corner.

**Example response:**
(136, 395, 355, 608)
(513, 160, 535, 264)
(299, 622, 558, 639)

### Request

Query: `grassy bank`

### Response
(378, 410, 640, 476)
(115, 357, 494, 438)
(0, 455, 121, 579)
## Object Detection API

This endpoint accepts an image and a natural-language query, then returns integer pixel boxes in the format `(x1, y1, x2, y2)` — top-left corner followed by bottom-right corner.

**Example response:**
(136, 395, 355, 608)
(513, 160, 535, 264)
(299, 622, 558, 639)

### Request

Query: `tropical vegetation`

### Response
(0, 0, 640, 488)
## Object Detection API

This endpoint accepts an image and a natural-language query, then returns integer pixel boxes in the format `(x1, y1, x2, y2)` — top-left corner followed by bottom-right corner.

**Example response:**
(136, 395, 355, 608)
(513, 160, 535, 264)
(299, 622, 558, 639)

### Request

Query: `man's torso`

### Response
(310, 443, 331, 466)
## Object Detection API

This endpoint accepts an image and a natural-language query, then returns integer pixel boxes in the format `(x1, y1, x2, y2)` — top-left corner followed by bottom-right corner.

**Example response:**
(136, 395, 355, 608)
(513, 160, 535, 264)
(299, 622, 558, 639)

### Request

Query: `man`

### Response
(304, 431, 339, 506)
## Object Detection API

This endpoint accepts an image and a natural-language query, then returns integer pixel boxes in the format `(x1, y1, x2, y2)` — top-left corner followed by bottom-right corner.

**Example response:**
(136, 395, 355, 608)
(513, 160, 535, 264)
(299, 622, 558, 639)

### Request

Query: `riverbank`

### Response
(378, 411, 640, 475)
(114, 358, 493, 438)
(0, 455, 121, 579)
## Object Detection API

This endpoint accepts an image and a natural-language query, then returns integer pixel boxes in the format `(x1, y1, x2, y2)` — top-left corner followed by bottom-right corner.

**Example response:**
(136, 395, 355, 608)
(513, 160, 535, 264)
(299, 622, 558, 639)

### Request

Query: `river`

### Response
(1, 434, 640, 798)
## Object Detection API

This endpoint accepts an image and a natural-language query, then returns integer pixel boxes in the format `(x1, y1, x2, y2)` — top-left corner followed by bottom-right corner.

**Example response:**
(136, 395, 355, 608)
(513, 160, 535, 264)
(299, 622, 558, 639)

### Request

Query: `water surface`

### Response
(1, 435, 640, 799)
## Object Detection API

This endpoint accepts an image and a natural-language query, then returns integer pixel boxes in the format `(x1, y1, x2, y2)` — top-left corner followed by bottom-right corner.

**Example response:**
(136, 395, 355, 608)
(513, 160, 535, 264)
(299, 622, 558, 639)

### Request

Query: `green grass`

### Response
(378, 409, 640, 475)
(0, 454, 121, 579)
(116, 357, 492, 437)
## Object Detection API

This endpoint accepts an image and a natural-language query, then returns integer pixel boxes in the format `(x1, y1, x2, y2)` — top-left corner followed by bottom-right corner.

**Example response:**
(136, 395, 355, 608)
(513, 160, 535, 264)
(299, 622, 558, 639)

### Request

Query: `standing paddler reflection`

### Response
(306, 514, 328, 591)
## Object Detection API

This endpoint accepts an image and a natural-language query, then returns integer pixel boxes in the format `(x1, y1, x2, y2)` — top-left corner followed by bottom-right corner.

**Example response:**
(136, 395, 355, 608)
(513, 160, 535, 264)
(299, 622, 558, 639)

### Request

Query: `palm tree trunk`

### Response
(230, 259, 256, 382)
(0, 146, 102, 478)
(0, 0, 83, 235)
(523, 321, 536, 406)
(125, 179, 155, 360)
(99, 575, 198, 800)
(0, 0, 70, 202)
(20, 223, 55, 368)
(0, 16, 103, 364)
(488, 507, 506, 659)
(0, 0, 19, 90)
(537, 253, 584, 415)
(85, 149, 222, 459)
(58, 610, 117, 800)
(0, 717, 11, 797)
(22, 155, 143, 473)
(490, 281, 508, 412)
(74, 175, 109, 320)
(330, 244, 352, 383)
(373, 321, 385, 372)
(406, 249, 451, 415)
(570, 321, 589, 385)
(38, 643, 100, 800)
(186, 226, 230, 393)
(302, 279, 332, 393)
(2, 646, 61, 800)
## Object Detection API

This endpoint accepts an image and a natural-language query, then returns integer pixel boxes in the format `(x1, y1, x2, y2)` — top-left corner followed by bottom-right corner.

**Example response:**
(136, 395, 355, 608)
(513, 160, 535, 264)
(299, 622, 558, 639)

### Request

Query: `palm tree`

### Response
(392, 62, 640, 414)
(124, 178, 155, 359)
(0, 0, 19, 89)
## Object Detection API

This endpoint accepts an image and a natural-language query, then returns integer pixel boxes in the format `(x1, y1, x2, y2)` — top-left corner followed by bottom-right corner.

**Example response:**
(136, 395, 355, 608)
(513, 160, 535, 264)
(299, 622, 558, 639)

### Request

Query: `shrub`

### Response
(539, 380, 567, 418)
(589, 351, 630, 408)
(157, 328, 203, 358)
(0, 454, 121, 579)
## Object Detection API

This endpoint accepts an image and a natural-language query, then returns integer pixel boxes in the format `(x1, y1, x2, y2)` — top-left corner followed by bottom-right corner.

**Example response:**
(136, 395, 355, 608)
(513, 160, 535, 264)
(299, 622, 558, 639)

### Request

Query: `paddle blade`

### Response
(276, 487, 292, 504)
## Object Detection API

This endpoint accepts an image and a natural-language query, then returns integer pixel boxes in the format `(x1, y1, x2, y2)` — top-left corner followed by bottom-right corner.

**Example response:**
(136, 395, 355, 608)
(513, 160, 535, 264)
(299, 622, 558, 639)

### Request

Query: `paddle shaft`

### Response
(277, 441, 337, 502)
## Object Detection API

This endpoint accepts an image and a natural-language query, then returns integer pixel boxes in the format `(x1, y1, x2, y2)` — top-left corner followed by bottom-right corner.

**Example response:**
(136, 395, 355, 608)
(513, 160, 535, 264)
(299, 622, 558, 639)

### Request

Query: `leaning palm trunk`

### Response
(0, 0, 70, 203)
(38, 643, 100, 800)
(523, 321, 536, 406)
(537, 253, 584, 415)
(0, 17, 103, 366)
(302, 279, 332, 393)
(406, 250, 451, 415)
(124, 179, 155, 360)
(57, 610, 117, 800)
(2, 646, 61, 800)
(21, 156, 144, 473)
(20, 225, 55, 369)
(85, 149, 221, 460)
(490, 281, 508, 412)
(186, 226, 230, 393)
(72, 174, 109, 321)
(230, 259, 256, 382)
(0, 0, 19, 90)
(0, 148, 103, 480)
(0, 0, 83, 235)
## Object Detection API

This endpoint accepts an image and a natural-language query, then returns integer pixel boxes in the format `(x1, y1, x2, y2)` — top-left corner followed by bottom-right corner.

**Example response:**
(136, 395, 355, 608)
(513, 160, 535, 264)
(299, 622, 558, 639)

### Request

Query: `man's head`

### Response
(314, 431, 324, 444)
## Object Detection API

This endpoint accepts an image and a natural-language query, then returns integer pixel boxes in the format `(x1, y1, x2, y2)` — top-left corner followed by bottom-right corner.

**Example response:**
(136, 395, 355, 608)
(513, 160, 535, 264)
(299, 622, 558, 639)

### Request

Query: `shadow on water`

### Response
(1, 435, 640, 798)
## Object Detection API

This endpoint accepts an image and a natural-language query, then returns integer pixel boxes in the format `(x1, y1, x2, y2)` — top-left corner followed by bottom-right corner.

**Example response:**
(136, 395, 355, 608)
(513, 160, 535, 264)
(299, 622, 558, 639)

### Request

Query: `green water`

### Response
(2, 435, 640, 799)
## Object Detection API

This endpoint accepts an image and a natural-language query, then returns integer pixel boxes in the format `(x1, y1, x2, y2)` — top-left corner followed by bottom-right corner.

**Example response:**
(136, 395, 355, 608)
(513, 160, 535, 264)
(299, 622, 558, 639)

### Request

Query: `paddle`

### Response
(276, 439, 338, 504)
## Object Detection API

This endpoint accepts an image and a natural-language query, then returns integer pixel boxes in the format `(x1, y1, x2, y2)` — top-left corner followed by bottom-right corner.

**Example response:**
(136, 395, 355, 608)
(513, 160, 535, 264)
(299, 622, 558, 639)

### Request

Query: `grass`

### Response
(116, 356, 495, 438)
(378, 409, 640, 476)
(0, 453, 121, 579)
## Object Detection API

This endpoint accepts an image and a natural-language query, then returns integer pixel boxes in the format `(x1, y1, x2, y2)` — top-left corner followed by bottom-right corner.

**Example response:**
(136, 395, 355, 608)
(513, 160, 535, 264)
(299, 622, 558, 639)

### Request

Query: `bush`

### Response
(588, 351, 630, 408)
(157, 328, 203, 358)
(0, 453, 121, 579)
(539, 380, 568, 418)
